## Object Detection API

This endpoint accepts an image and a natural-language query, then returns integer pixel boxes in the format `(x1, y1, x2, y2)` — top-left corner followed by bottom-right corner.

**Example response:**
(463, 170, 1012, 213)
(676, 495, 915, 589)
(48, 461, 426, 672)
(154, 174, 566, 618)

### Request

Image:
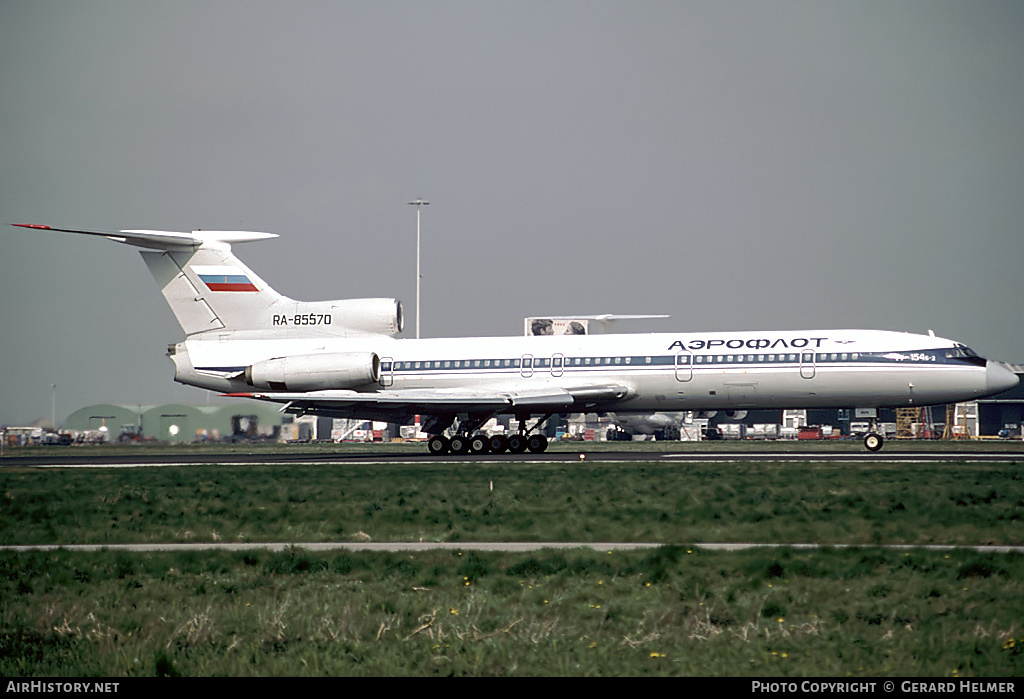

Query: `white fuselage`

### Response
(172, 328, 1013, 414)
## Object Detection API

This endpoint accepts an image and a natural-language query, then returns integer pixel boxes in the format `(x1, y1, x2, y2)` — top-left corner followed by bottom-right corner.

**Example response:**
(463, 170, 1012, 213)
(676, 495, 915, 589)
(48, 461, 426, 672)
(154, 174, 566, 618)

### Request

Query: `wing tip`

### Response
(11, 223, 51, 229)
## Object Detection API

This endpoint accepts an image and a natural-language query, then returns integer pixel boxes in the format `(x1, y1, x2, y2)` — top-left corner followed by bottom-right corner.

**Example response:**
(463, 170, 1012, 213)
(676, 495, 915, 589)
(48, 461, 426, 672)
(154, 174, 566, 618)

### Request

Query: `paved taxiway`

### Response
(4, 446, 1023, 468)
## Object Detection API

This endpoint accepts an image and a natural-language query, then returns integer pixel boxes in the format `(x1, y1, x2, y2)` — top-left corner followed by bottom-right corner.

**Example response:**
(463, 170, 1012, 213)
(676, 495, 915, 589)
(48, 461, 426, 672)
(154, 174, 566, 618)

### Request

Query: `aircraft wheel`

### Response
(527, 434, 549, 453)
(507, 434, 528, 454)
(488, 434, 509, 453)
(469, 434, 490, 454)
(427, 435, 450, 456)
(864, 433, 884, 452)
(449, 435, 471, 455)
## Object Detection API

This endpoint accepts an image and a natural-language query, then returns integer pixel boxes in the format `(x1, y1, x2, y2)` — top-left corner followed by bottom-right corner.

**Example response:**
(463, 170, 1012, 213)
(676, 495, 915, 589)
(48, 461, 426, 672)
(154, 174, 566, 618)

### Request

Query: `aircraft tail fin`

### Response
(13, 224, 403, 338)
(14, 224, 285, 335)
(12, 221, 403, 335)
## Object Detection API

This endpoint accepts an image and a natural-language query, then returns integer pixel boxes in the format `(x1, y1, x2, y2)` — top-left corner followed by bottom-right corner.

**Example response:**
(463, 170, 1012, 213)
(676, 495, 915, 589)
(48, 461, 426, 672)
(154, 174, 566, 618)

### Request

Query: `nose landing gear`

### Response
(864, 432, 884, 452)
(863, 415, 884, 452)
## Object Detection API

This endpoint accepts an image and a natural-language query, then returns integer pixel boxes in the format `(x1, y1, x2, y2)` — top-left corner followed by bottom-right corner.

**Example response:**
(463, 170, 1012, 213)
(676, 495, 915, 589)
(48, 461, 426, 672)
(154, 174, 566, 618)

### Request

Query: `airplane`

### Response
(606, 411, 689, 440)
(13, 223, 1019, 454)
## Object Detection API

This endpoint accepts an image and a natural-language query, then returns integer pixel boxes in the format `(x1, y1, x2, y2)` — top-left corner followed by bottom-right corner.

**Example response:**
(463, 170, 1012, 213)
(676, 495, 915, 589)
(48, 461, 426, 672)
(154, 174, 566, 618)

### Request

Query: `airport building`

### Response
(63, 403, 287, 443)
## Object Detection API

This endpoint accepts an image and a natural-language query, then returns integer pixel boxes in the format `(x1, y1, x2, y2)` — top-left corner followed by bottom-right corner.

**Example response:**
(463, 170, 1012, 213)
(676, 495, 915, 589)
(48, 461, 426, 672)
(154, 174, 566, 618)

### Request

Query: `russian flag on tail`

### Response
(191, 265, 259, 292)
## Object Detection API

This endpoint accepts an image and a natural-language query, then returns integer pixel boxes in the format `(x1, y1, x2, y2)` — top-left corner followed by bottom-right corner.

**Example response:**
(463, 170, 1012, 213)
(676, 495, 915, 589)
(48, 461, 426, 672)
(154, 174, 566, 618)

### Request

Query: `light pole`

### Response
(408, 198, 429, 339)
(50, 384, 57, 428)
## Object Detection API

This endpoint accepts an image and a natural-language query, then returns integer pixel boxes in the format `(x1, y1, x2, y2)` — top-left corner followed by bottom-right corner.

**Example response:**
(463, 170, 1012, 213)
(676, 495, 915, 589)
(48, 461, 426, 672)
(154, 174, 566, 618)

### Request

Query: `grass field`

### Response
(2, 455, 1022, 546)
(2, 442, 1023, 676)
(3, 546, 1023, 676)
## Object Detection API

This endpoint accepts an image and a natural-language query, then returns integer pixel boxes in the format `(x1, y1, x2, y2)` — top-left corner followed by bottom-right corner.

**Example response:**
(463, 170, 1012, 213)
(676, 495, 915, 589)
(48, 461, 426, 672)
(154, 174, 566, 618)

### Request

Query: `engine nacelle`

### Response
(332, 298, 404, 336)
(244, 352, 380, 391)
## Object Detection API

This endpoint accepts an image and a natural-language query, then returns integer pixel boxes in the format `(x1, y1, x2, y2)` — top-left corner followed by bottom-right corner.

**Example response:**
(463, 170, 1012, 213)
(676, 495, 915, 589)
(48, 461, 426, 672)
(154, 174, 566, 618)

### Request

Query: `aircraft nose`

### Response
(986, 361, 1019, 395)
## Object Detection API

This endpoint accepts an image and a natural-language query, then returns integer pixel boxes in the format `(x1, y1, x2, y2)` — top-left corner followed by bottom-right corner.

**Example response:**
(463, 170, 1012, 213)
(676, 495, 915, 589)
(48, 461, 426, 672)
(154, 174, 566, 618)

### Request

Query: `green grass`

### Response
(2, 460, 1022, 546)
(3, 449, 1023, 675)
(2, 546, 1022, 676)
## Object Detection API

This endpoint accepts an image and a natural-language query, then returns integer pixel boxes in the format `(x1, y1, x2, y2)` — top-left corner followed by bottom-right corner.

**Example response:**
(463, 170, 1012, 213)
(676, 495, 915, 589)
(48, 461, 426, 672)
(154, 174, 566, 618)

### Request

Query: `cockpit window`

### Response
(947, 344, 979, 358)
(947, 344, 986, 366)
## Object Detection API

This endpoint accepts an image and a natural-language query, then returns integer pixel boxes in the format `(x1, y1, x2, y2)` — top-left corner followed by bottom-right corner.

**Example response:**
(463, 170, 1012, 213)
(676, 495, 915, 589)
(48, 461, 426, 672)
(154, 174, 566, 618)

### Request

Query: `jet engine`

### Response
(332, 299, 404, 336)
(244, 352, 380, 391)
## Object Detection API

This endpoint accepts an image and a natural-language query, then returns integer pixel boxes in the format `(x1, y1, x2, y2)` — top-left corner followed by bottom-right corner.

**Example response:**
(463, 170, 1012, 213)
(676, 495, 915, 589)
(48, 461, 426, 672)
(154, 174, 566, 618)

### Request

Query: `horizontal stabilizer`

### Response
(12, 224, 277, 251)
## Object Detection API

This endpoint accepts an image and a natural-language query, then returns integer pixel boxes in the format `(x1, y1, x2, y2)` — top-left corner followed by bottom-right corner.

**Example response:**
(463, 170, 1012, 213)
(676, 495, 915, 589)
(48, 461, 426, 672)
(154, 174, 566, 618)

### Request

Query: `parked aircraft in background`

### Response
(14, 223, 1018, 454)
(607, 412, 689, 440)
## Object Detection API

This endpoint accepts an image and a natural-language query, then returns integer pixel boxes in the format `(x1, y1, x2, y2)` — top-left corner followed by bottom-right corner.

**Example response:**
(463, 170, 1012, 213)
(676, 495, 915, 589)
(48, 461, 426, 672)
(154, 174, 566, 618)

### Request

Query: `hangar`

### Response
(63, 403, 286, 443)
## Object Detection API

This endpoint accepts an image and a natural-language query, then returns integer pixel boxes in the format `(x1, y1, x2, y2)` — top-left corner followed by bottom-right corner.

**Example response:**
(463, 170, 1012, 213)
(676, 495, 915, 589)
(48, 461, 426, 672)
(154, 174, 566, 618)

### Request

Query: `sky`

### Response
(2, 1, 1023, 426)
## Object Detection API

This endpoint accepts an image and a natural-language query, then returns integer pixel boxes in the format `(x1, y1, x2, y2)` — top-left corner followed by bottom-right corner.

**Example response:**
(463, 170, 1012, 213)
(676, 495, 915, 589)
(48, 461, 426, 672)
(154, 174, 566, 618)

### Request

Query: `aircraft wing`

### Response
(226, 383, 632, 423)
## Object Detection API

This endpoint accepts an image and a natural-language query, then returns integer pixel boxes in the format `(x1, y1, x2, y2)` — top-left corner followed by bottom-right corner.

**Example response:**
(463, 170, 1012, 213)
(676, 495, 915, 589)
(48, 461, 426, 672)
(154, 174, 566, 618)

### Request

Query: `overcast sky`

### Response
(2, 1, 1022, 426)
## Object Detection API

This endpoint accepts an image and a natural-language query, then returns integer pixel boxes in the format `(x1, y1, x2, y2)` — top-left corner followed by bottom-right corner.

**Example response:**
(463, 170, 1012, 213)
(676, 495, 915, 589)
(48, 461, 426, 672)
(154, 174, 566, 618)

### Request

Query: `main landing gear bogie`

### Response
(426, 432, 549, 456)
(427, 413, 553, 457)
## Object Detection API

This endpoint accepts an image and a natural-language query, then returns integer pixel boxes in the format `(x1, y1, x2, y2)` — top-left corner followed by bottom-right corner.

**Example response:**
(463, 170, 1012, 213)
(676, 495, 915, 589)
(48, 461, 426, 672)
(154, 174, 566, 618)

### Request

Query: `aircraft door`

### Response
(675, 350, 693, 381)
(380, 357, 395, 387)
(551, 353, 565, 377)
(800, 351, 816, 379)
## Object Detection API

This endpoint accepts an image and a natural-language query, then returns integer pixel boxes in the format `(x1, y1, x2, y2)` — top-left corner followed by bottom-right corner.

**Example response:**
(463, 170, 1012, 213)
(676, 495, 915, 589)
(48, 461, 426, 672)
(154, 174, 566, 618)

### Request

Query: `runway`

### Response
(4, 445, 1023, 468)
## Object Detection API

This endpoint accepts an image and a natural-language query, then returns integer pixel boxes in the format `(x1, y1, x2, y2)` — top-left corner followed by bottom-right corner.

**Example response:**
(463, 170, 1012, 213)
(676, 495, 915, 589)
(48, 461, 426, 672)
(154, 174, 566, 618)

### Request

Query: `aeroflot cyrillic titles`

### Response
(668, 337, 829, 351)
(14, 223, 1018, 454)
